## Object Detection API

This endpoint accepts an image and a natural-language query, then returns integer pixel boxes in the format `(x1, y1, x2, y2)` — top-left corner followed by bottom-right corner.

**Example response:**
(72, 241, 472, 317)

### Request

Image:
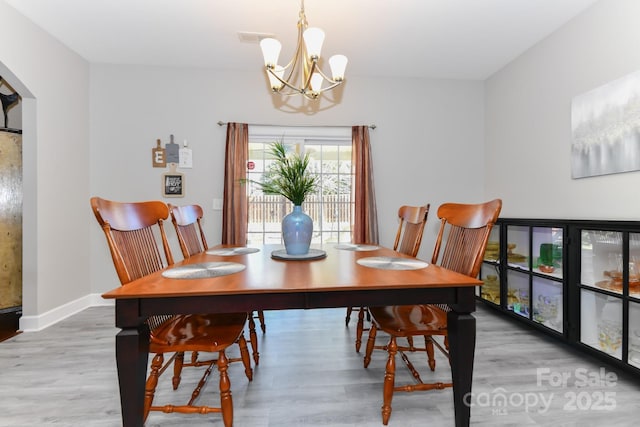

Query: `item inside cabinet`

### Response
(484, 241, 499, 260)
(537, 243, 562, 273)
(508, 288, 529, 316)
(507, 243, 526, 263)
(595, 257, 640, 294)
(598, 297, 622, 355)
(481, 274, 500, 303)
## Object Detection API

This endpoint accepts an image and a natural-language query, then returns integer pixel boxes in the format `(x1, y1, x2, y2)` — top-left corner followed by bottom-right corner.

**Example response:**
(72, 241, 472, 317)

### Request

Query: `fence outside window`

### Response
(247, 194, 353, 245)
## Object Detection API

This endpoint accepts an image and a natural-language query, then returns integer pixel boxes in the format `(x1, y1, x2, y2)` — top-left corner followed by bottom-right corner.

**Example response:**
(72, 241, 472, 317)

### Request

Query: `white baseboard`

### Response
(19, 294, 114, 332)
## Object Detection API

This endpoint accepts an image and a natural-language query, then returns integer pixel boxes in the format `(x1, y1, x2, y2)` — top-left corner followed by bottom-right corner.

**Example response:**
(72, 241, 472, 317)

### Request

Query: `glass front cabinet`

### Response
(572, 225, 640, 372)
(479, 220, 566, 335)
(480, 218, 640, 378)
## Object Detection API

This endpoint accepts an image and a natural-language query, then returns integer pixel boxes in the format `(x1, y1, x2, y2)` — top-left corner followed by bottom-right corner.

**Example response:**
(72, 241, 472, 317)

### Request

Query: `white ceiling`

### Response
(5, 0, 599, 80)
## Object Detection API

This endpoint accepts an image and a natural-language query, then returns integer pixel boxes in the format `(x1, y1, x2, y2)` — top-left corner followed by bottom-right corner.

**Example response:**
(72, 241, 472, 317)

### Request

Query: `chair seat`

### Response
(368, 305, 447, 337)
(151, 313, 248, 353)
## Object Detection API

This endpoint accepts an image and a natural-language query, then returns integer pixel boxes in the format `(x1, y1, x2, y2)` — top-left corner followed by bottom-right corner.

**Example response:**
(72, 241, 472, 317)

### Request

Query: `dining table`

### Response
(102, 243, 483, 427)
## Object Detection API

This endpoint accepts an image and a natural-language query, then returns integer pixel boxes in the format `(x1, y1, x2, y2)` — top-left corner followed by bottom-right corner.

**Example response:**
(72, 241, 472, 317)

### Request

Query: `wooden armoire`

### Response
(0, 129, 22, 340)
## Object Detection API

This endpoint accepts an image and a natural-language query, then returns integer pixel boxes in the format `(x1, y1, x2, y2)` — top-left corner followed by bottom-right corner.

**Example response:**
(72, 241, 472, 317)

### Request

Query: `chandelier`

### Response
(259, 0, 348, 100)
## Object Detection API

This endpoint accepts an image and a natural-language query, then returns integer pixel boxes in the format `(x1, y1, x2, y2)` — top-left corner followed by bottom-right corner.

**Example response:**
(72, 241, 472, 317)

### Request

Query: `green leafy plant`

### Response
(251, 141, 318, 206)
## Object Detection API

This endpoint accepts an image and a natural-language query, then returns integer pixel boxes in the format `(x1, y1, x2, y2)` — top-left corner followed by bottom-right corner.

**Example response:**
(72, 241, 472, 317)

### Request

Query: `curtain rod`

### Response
(217, 121, 376, 130)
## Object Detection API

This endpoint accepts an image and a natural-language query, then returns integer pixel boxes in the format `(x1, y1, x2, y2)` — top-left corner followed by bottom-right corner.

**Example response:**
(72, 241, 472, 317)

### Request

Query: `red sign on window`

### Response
(247, 161, 255, 170)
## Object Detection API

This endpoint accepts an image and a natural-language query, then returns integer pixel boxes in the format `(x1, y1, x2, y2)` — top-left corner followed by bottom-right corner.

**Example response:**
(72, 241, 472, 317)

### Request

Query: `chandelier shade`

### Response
(259, 0, 347, 100)
(329, 54, 348, 81)
(260, 38, 282, 68)
(302, 27, 324, 59)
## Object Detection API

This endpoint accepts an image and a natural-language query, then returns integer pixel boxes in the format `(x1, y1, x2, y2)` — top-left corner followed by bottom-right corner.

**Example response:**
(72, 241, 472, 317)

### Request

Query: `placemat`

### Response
(271, 248, 327, 261)
(334, 243, 380, 251)
(206, 247, 260, 256)
(162, 262, 245, 279)
(357, 256, 428, 270)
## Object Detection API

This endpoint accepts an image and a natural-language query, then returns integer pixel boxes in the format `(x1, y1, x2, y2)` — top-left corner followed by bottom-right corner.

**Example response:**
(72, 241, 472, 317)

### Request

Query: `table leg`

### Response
(447, 310, 475, 427)
(116, 326, 149, 427)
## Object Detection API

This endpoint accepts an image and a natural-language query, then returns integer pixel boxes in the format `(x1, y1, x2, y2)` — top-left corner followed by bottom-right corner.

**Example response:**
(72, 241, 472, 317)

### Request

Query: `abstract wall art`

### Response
(571, 70, 640, 179)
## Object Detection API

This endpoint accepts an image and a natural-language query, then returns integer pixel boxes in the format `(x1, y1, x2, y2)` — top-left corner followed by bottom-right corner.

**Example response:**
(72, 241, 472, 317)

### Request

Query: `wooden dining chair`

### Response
(348, 204, 430, 352)
(168, 203, 264, 365)
(91, 197, 252, 426)
(363, 199, 502, 425)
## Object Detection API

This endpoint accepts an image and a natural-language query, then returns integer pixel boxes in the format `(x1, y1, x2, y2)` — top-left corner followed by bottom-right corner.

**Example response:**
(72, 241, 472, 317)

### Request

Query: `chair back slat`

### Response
(438, 226, 489, 277)
(431, 199, 502, 279)
(393, 205, 430, 257)
(146, 314, 174, 331)
(111, 228, 166, 282)
(176, 223, 205, 257)
(169, 204, 208, 258)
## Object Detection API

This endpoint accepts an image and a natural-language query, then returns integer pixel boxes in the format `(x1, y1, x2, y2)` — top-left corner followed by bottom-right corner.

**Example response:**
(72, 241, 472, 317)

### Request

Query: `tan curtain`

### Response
(352, 126, 379, 244)
(222, 122, 248, 245)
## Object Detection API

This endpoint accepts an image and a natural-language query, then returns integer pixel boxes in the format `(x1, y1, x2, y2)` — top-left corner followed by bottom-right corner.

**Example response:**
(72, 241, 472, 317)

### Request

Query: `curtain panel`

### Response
(222, 122, 249, 245)
(352, 126, 379, 244)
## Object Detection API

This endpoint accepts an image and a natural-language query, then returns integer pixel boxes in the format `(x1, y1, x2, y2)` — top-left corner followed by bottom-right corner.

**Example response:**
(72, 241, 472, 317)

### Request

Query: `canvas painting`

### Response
(571, 70, 640, 179)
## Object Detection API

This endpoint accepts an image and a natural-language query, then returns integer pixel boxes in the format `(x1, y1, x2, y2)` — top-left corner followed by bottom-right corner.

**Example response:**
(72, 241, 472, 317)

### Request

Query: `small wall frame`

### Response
(162, 163, 184, 198)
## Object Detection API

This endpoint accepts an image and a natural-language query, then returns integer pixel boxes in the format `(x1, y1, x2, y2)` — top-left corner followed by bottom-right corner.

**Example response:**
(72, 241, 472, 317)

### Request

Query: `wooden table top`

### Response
(102, 244, 482, 300)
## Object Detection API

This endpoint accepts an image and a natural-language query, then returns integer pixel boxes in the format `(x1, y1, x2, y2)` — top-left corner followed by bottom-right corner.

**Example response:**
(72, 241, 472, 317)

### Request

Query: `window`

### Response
(245, 127, 353, 246)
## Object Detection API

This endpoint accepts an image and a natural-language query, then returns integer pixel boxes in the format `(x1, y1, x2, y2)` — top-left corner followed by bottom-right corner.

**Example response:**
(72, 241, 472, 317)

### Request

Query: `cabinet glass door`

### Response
(480, 263, 500, 305)
(532, 227, 563, 279)
(507, 270, 529, 317)
(630, 233, 640, 298)
(630, 301, 640, 368)
(580, 289, 622, 360)
(484, 226, 500, 262)
(581, 230, 622, 294)
(480, 226, 501, 303)
(507, 225, 529, 270)
(533, 277, 563, 332)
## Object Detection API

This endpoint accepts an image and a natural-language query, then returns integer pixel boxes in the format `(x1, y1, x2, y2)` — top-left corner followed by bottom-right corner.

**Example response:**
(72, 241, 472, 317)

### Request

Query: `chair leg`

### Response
(406, 335, 415, 349)
(188, 360, 215, 406)
(355, 308, 366, 352)
(237, 333, 253, 381)
(144, 353, 163, 422)
(425, 336, 436, 371)
(247, 314, 260, 365)
(345, 307, 353, 326)
(172, 351, 184, 390)
(364, 323, 378, 368)
(217, 350, 234, 427)
(257, 310, 266, 333)
(400, 349, 423, 383)
(382, 336, 398, 426)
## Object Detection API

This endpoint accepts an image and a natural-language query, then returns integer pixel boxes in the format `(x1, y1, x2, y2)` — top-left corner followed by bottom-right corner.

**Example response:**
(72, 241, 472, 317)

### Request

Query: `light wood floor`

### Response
(1, 304, 639, 426)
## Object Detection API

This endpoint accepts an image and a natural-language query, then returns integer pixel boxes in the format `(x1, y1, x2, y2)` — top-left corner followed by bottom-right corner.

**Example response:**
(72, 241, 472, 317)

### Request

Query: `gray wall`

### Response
(0, 0, 90, 329)
(485, 0, 640, 219)
(89, 66, 485, 294)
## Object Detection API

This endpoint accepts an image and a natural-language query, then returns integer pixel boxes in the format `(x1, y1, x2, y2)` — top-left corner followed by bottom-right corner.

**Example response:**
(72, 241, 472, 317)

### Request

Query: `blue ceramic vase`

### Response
(282, 205, 313, 255)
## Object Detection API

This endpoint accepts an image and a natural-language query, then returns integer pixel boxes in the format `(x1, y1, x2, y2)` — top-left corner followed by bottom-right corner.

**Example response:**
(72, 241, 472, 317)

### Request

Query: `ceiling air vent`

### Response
(238, 32, 276, 43)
